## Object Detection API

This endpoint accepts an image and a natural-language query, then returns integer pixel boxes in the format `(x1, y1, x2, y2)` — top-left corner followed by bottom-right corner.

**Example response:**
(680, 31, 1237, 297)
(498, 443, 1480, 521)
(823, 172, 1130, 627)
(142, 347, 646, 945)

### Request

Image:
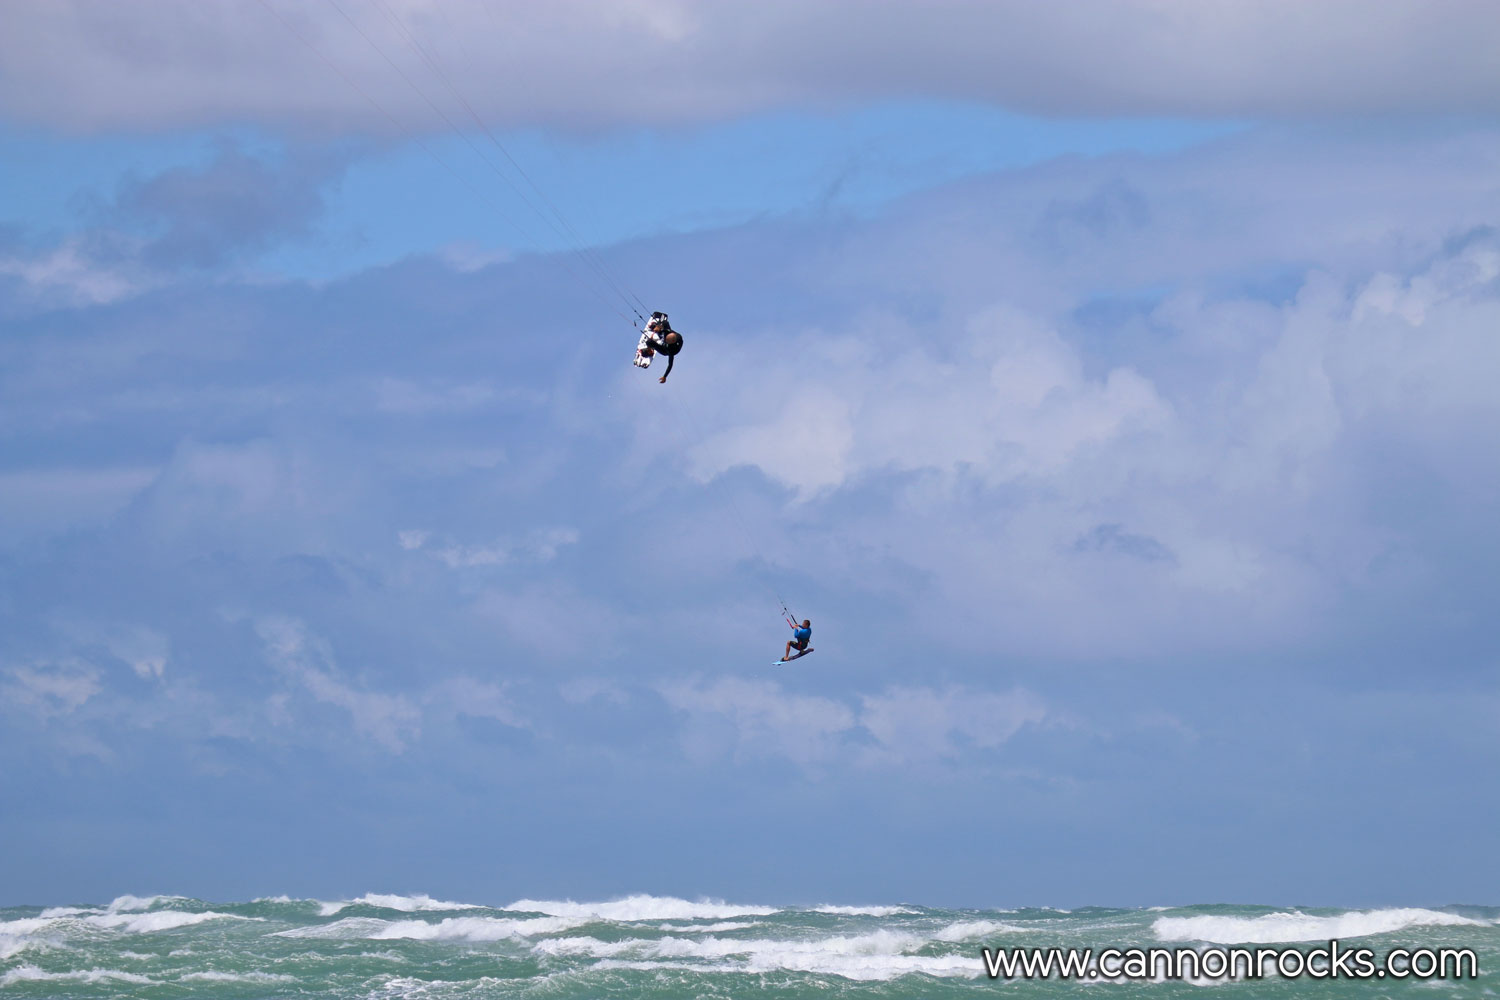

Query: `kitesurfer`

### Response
(636, 311, 683, 383)
(781, 618, 812, 661)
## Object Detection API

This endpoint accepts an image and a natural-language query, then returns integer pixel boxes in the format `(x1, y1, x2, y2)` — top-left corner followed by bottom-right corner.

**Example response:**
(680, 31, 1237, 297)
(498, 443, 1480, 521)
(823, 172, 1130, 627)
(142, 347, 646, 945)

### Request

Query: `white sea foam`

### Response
(179, 970, 297, 983)
(1153, 908, 1486, 944)
(88, 910, 248, 934)
(507, 894, 778, 922)
(651, 920, 757, 933)
(745, 951, 980, 980)
(532, 928, 982, 979)
(1, 965, 155, 986)
(352, 893, 482, 913)
(0, 918, 60, 960)
(534, 930, 922, 961)
(0, 908, 242, 960)
(584, 946, 978, 981)
(316, 893, 484, 916)
(274, 917, 395, 939)
(38, 906, 97, 918)
(277, 914, 584, 941)
(810, 905, 915, 916)
(933, 919, 1029, 941)
(372, 916, 586, 941)
(105, 894, 184, 912)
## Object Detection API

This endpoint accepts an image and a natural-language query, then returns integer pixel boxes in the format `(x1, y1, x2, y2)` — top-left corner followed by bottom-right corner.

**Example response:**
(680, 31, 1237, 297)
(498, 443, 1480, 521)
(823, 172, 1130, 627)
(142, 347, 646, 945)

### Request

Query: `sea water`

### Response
(1, 893, 1494, 997)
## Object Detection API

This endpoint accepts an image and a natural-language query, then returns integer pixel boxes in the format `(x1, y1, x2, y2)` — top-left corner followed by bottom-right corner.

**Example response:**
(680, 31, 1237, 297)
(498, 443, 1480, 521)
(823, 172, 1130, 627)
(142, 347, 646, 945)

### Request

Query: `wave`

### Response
(932, 919, 1029, 941)
(89, 910, 249, 933)
(100, 894, 188, 913)
(374, 916, 587, 941)
(549, 930, 981, 981)
(1, 965, 155, 986)
(0, 908, 249, 959)
(506, 894, 778, 922)
(1153, 907, 1487, 944)
(317, 892, 483, 916)
(275, 914, 585, 941)
(274, 917, 391, 939)
(532, 927, 982, 980)
(651, 920, 757, 933)
(809, 905, 915, 917)
(179, 970, 297, 983)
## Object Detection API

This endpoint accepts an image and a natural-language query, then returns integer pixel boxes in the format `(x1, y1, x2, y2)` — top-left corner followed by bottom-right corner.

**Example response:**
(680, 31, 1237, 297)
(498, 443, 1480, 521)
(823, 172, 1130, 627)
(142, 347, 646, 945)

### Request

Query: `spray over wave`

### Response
(1153, 907, 1487, 944)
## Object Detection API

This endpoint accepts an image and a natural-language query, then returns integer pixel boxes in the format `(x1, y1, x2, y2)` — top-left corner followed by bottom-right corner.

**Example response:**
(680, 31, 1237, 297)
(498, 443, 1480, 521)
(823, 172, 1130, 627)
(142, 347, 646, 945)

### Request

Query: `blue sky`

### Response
(3, 1, 1500, 908)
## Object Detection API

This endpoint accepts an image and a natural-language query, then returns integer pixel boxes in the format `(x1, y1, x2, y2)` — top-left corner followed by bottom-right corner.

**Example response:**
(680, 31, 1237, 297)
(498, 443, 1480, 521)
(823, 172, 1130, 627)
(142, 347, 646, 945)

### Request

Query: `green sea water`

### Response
(1, 894, 1494, 998)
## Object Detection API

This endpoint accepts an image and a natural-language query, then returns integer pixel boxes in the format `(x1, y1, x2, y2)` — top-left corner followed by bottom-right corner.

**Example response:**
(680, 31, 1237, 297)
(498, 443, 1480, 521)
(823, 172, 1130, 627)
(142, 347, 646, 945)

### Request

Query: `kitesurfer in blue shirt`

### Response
(781, 618, 812, 661)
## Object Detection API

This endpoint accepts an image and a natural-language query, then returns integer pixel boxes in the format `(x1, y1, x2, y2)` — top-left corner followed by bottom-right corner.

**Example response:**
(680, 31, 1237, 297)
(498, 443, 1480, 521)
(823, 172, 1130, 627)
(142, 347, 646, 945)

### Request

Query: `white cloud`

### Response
(659, 677, 1047, 767)
(658, 676, 856, 765)
(59, 621, 171, 680)
(3, 2, 1498, 133)
(3, 660, 102, 716)
(633, 209, 1500, 660)
(397, 529, 430, 550)
(0, 240, 147, 305)
(857, 686, 1048, 764)
(427, 527, 579, 569)
(684, 308, 1170, 498)
(425, 676, 529, 729)
(255, 617, 420, 752)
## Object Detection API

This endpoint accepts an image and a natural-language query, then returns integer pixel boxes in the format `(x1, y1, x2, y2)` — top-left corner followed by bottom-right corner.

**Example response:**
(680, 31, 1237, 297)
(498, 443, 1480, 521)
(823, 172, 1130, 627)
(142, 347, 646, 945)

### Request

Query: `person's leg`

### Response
(782, 640, 794, 661)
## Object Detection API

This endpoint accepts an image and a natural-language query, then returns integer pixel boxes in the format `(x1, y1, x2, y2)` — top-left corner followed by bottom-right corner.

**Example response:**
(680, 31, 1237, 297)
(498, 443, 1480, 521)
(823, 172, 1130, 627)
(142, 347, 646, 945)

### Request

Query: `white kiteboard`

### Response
(633, 329, 653, 368)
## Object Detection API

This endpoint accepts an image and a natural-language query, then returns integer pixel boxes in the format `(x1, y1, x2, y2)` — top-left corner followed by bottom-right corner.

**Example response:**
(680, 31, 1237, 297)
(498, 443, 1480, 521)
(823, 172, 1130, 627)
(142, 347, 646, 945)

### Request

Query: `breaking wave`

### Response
(505, 894, 779, 921)
(317, 892, 484, 916)
(1153, 907, 1487, 944)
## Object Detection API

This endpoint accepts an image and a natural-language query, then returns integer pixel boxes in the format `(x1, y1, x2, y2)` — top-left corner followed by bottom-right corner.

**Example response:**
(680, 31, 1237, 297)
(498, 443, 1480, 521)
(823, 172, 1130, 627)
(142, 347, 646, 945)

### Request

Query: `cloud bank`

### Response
(4, 1, 1499, 133)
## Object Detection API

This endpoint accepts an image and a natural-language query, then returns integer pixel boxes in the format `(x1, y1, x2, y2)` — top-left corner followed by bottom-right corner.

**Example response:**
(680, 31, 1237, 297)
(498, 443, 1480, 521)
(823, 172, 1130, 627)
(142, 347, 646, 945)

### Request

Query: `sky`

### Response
(2, 0, 1499, 909)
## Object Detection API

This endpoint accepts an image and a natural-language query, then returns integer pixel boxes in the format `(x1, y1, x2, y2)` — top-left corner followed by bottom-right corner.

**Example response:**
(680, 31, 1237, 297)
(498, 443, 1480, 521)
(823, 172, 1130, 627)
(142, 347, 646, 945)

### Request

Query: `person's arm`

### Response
(658, 353, 674, 383)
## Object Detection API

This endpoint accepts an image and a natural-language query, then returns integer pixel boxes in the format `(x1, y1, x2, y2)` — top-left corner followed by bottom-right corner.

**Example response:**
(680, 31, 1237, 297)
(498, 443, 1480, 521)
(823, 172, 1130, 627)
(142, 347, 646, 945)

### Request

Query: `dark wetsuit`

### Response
(647, 331, 682, 380)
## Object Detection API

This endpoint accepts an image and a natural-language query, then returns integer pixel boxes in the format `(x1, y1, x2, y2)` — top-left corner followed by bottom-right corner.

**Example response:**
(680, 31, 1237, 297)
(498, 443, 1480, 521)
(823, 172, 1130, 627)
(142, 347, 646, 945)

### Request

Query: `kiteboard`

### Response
(633, 329, 654, 368)
(773, 647, 814, 665)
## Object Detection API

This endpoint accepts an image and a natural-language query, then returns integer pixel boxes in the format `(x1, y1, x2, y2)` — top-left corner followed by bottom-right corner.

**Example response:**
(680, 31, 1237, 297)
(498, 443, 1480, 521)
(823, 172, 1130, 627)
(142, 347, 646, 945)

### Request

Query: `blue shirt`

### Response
(794, 627, 811, 643)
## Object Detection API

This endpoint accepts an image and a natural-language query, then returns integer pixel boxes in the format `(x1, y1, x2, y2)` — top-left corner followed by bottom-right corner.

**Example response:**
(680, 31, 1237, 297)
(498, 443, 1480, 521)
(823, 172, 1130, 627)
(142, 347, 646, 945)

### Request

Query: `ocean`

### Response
(1, 894, 1493, 997)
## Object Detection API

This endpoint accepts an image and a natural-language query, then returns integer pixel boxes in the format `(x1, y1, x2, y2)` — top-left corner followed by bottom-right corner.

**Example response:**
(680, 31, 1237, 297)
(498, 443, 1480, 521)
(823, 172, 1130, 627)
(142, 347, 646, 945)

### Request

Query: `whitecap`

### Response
(1, 965, 155, 986)
(321, 892, 484, 916)
(373, 915, 586, 941)
(274, 917, 393, 939)
(0, 908, 243, 961)
(276, 914, 583, 941)
(105, 894, 185, 913)
(532, 926, 977, 980)
(87, 910, 249, 934)
(506, 894, 778, 921)
(179, 970, 297, 983)
(933, 919, 1029, 941)
(557, 928, 986, 979)
(1154, 908, 1486, 944)
(809, 905, 915, 916)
